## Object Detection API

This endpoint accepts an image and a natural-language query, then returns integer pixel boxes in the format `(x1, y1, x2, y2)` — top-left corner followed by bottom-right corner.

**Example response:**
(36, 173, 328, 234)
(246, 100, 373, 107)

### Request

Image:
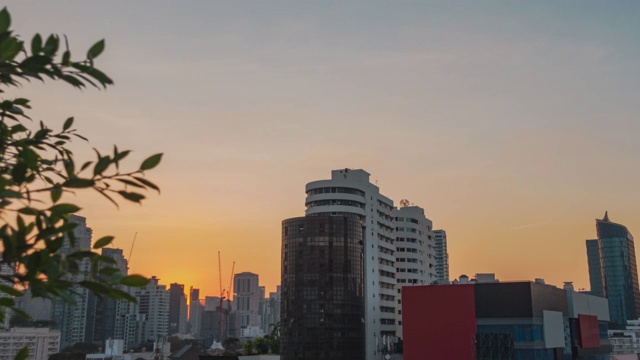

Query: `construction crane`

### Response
(217, 252, 236, 341)
(127, 232, 137, 270)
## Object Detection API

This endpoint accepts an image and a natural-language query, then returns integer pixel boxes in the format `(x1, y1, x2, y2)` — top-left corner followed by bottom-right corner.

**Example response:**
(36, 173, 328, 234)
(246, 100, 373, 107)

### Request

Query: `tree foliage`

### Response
(0, 6, 161, 321)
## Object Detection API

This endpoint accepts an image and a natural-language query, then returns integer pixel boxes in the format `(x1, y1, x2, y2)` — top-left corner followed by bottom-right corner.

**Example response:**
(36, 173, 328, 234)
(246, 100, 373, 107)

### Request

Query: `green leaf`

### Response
(0, 285, 21, 298)
(51, 185, 62, 203)
(62, 50, 70, 65)
(0, 298, 14, 307)
(93, 236, 114, 249)
(0, 8, 10, 34)
(119, 275, 149, 287)
(31, 33, 42, 54)
(133, 176, 160, 193)
(17, 207, 39, 216)
(63, 117, 74, 131)
(63, 178, 94, 188)
(87, 39, 105, 59)
(117, 191, 145, 203)
(93, 156, 110, 177)
(49, 203, 81, 215)
(140, 153, 163, 171)
(14, 347, 28, 360)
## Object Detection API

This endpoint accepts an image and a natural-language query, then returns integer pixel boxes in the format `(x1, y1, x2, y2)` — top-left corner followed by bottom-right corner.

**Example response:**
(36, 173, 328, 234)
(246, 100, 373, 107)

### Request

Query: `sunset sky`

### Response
(4, 1, 640, 298)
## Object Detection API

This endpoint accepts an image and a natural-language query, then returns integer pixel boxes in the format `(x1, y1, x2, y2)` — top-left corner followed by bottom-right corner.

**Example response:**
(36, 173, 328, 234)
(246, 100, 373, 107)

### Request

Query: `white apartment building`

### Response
(305, 168, 396, 359)
(135, 276, 169, 342)
(392, 204, 436, 339)
(0, 328, 60, 360)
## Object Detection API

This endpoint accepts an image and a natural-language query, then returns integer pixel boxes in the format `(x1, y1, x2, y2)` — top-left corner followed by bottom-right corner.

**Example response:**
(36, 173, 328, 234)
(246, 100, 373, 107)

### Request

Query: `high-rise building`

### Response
(393, 205, 436, 339)
(434, 229, 449, 282)
(168, 283, 186, 335)
(302, 169, 396, 359)
(137, 276, 170, 341)
(260, 286, 280, 336)
(281, 215, 365, 360)
(586, 212, 640, 327)
(188, 287, 202, 336)
(233, 273, 261, 331)
(51, 215, 96, 348)
(93, 248, 128, 344)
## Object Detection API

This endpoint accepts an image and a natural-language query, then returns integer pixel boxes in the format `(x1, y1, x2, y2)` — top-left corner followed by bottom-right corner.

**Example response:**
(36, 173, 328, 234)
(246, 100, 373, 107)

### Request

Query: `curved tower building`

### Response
(586, 211, 640, 327)
(304, 169, 396, 359)
(281, 215, 364, 360)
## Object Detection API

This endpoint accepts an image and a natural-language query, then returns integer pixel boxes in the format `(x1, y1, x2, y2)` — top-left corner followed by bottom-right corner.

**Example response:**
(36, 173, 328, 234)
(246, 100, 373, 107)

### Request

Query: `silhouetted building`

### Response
(169, 283, 186, 335)
(188, 287, 202, 336)
(586, 212, 640, 327)
(281, 215, 365, 360)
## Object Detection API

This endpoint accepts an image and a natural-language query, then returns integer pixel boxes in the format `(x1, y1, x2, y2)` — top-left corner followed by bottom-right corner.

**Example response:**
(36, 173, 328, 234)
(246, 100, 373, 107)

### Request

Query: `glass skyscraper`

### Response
(586, 212, 640, 327)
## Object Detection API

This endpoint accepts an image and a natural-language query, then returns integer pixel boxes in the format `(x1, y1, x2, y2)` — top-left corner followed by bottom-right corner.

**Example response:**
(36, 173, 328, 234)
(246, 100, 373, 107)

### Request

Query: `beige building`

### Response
(0, 328, 60, 360)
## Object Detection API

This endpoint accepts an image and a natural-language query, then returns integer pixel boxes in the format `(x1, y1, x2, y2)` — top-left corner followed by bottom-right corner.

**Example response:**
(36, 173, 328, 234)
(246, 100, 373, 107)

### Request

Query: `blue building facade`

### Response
(586, 212, 640, 328)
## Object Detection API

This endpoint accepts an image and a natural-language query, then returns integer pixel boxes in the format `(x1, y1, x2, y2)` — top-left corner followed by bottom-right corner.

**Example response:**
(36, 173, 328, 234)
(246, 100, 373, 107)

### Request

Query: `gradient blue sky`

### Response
(4, 1, 640, 296)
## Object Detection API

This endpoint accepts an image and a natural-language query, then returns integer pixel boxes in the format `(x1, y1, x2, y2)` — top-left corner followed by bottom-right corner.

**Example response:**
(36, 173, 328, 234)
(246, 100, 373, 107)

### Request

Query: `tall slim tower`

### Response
(586, 212, 640, 327)
(434, 229, 449, 283)
(304, 169, 396, 359)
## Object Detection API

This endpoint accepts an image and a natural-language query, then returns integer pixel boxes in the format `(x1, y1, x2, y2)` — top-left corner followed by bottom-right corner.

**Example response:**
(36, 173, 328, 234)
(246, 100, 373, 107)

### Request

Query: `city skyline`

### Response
(3, 1, 640, 297)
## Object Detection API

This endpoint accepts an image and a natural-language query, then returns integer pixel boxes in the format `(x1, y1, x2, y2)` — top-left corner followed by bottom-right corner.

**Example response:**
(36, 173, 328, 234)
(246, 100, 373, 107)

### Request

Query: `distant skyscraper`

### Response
(233, 272, 261, 330)
(434, 229, 449, 282)
(169, 283, 186, 335)
(135, 276, 170, 341)
(281, 215, 365, 360)
(586, 212, 640, 327)
(93, 248, 128, 344)
(188, 287, 202, 336)
(51, 215, 96, 348)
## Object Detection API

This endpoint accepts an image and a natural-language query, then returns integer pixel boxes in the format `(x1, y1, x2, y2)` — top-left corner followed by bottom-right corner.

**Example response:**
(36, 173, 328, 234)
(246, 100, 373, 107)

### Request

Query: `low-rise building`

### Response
(0, 328, 60, 360)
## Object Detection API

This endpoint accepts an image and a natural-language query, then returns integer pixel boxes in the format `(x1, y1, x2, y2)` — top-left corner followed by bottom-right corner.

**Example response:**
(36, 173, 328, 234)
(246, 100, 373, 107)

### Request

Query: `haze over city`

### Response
(4, 1, 640, 298)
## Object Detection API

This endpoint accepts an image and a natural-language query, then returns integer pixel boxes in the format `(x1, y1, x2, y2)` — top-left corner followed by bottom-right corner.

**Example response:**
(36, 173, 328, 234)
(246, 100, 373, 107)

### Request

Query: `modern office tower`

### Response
(168, 283, 186, 335)
(93, 248, 128, 344)
(434, 229, 449, 282)
(0, 328, 60, 360)
(304, 168, 396, 359)
(134, 276, 169, 342)
(393, 205, 436, 340)
(51, 215, 96, 348)
(233, 272, 262, 330)
(586, 212, 640, 327)
(281, 215, 365, 360)
(188, 287, 202, 336)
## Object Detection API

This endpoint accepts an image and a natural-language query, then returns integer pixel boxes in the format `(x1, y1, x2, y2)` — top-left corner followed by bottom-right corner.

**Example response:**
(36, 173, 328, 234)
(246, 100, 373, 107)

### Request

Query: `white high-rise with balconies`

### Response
(392, 204, 436, 339)
(305, 169, 396, 359)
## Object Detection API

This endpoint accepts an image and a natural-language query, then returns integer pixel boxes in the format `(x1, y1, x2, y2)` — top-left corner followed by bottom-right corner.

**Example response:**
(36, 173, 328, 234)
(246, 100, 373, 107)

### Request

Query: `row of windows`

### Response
(306, 199, 366, 209)
(395, 217, 419, 224)
(306, 187, 365, 197)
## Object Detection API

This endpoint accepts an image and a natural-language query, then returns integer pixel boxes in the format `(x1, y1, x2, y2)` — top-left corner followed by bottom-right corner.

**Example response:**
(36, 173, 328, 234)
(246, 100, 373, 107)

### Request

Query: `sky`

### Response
(4, 1, 640, 297)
